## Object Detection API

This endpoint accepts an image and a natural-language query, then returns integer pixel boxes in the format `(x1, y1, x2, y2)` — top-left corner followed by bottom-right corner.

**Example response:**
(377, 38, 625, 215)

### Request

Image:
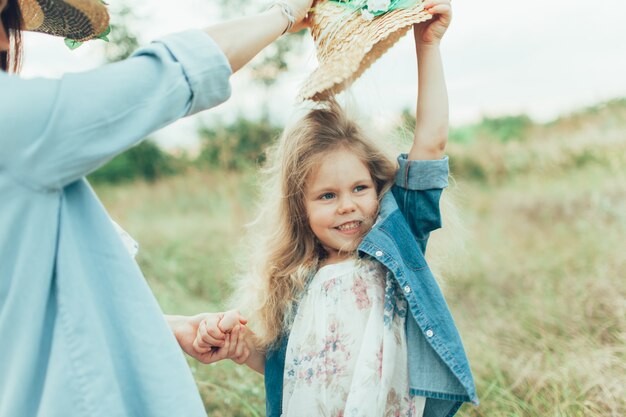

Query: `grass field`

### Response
(96, 102, 626, 417)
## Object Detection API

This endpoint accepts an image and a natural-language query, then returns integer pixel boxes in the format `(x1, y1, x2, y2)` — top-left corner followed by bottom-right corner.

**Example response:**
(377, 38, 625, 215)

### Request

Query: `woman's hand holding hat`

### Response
(415, 0, 451, 45)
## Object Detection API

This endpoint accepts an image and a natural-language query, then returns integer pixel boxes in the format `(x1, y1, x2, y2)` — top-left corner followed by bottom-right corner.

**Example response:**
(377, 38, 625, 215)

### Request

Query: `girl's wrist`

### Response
(416, 41, 441, 54)
(246, 350, 266, 374)
(416, 42, 441, 63)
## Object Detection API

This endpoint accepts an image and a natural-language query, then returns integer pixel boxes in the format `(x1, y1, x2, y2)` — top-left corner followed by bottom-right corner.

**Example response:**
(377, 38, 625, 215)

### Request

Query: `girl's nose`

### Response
(337, 195, 357, 214)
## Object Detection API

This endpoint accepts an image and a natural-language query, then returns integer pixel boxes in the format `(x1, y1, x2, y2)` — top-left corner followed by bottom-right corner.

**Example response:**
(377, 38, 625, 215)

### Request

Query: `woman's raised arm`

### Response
(206, 0, 313, 73)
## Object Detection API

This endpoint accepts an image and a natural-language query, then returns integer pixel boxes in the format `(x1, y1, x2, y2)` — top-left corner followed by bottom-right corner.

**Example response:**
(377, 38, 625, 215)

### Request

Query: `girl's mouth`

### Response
(336, 221, 361, 231)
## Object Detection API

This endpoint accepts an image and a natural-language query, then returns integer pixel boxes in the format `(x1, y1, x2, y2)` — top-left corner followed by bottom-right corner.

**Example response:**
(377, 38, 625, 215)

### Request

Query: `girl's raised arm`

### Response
(408, 0, 452, 161)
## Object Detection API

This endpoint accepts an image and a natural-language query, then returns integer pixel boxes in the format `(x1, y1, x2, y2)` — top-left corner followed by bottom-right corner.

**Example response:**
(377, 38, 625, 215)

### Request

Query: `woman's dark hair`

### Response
(1, 0, 23, 73)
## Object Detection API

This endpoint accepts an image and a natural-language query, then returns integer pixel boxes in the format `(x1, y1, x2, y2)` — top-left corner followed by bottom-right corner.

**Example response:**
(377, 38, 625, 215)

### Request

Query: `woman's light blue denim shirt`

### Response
(266, 155, 478, 417)
(0, 31, 231, 417)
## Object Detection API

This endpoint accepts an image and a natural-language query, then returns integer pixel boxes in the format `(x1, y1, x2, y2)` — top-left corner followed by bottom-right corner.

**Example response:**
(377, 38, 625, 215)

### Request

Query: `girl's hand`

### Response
(217, 309, 248, 333)
(193, 314, 226, 352)
(194, 310, 249, 362)
(414, 0, 452, 46)
(189, 325, 247, 365)
(193, 324, 251, 365)
(193, 312, 240, 353)
(186, 315, 248, 364)
(168, 313, 228, 364)
(229, 325, 254, 365)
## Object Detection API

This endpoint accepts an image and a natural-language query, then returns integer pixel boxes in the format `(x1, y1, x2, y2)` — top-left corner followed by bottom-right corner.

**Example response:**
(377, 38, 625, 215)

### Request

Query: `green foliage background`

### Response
(196, 114, 281, 171)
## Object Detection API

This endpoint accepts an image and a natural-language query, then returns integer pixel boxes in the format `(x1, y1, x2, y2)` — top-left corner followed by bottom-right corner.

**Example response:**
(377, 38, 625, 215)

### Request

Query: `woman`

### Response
(0, 0, 312, 416)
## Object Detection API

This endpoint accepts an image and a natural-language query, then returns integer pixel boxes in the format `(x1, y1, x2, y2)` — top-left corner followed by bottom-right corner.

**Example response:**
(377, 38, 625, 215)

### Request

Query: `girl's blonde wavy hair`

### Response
(233, 100, 463, 350)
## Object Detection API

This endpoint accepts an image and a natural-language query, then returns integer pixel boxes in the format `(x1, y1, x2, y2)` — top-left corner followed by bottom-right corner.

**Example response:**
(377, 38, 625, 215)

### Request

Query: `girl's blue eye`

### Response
(354, 185, 367, 192)
(320, 192, 335, 200)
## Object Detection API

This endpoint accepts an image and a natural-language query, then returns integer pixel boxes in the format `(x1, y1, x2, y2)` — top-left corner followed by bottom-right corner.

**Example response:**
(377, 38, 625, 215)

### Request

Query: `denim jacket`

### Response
(265, 154, 478, 417)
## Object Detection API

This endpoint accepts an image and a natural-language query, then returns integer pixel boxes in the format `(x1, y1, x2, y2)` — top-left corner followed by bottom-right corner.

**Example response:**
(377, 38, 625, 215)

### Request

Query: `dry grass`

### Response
(447, 164, 626, 417)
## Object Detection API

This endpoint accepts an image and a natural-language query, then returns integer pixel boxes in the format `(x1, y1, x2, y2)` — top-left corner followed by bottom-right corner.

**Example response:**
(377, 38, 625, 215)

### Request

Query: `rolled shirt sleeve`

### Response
(1, 30, 232, 191)
(391, 154, 449, 247)
(395, 154, 449, 190)
(150, 30, 232, 116)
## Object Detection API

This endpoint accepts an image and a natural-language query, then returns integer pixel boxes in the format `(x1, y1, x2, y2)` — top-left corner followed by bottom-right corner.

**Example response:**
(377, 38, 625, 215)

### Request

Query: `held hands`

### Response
(170, 311, 249, 365)
(193, 310, 252, 365)
(415, 0, 452, 45)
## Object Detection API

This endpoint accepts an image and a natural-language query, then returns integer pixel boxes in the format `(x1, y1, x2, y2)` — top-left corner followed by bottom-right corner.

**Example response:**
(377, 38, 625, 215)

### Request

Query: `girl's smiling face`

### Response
(304, 148, 379, 265)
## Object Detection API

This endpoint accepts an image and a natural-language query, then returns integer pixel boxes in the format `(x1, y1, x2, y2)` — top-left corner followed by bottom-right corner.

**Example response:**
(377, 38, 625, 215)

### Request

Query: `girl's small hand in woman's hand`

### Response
(415, 0, 452, 45)
(191, 310, 250, 364)
(169, 313, 232, 364)
(216, 309, 248, 333)
(227, 325, 253, 365)
(193, 311, 244, 352)
(193, 313, 227, 353)
(193, 324, 251, 365)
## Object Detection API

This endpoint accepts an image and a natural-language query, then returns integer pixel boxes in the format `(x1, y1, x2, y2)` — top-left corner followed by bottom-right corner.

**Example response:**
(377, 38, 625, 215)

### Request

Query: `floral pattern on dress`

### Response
(384, 389, 420, 417)
(286, 318, 351, 385)
(351, 275, 372, 310)
(282, 257, 426, 417)
(383, 272, 408, 329)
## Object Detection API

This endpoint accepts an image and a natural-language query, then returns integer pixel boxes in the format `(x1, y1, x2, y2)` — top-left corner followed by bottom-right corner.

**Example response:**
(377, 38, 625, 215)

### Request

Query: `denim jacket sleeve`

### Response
(0, 30, 232, 191)
(391, 154, 449, 254)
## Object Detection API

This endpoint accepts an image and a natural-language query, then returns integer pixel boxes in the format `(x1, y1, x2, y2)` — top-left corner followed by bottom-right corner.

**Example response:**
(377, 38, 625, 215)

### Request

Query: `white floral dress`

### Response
(282, 258, 426, 417)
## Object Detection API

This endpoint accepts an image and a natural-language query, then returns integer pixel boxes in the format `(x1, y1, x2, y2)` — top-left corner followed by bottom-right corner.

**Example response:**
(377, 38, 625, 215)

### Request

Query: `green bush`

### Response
(400, 108, 534, 144)
(89, 140, 181, 184)
(477, 114, 533, 142)
(196, 114, 281, 171)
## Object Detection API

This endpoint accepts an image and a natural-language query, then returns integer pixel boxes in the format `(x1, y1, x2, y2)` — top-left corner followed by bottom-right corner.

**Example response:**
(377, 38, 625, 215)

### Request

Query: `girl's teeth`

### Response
(338, 222, 359, 231)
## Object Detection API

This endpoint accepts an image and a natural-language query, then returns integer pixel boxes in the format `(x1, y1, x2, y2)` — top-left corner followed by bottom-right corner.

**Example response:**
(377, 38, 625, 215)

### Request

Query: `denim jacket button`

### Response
(403, 285, 412, 294)
(426, 329, 434, 338)
(375, 250, 383, 257)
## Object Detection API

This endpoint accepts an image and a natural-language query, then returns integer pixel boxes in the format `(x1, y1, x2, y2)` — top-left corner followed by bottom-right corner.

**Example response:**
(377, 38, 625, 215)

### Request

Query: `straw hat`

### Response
(18, 0, 110, 42)
(299, 0, 432, 101)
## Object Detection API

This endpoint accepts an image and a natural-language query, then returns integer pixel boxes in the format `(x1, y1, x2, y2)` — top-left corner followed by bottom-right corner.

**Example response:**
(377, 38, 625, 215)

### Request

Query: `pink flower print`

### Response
(377, 344, 383, 379)
(299, 367, 315, 384)
(323, 277, 338, 294)
(324, 320, 350, 357)
(384, 389, 402, 417)
(406, 396, 418, 417)
(287, 319, 352, 386)
(351, 275, 372, 310)
(328, 321, 338, 334)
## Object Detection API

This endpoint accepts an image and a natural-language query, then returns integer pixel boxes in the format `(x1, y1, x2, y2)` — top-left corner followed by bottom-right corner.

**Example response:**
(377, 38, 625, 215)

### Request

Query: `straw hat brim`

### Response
(299, 1, 432, 102)
(18, 0, 109, 42)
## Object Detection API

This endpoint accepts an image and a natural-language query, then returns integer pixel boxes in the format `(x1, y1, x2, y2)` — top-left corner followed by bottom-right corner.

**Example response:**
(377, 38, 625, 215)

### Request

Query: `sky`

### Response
(19, 0, 626, 150)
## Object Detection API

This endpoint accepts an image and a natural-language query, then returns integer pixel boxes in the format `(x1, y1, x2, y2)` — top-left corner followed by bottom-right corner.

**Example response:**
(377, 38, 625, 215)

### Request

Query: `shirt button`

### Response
(426, 329, 434, 338)
(375, 250, 383, 257)
(403, 285, 412, 294)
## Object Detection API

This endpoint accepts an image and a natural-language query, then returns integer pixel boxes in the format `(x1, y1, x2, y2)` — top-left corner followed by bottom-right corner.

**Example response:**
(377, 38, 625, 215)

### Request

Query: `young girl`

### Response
(194, 1, 478, 415)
